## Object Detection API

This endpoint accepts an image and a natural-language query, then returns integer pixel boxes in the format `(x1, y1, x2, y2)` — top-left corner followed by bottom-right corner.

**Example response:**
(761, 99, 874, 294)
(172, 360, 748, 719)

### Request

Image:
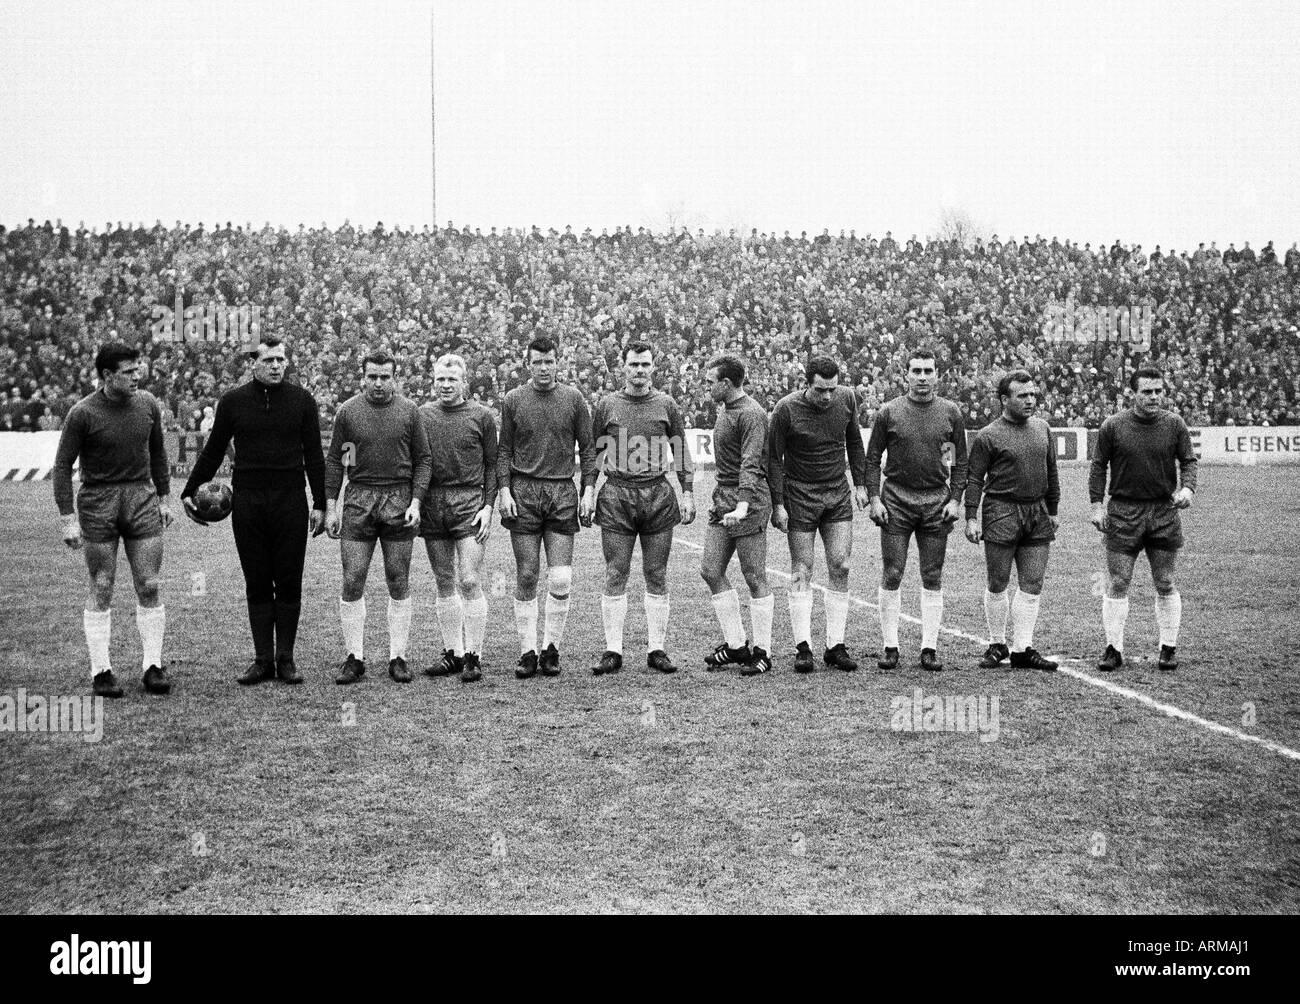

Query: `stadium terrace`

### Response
(2, 222, 1298, 437)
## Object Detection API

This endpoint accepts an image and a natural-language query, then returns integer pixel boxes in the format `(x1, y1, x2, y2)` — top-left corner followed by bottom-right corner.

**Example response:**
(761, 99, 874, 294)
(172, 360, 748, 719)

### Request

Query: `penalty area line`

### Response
(673, 537, 1300, 763)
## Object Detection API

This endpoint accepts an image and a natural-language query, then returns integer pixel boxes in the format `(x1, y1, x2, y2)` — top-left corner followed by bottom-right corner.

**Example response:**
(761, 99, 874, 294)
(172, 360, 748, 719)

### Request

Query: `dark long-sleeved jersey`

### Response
(591, 388, 693, 490)
(713, 394, 771, 508)
(419, 399, 499, 506)
(964, 415, 1060, 518)
(767, 386, 868, 506)
(1089, 409, 1199, 503)
(865, 394, 969, 500)
(324, 393, 432, 500)
(53, 389, 169, 515)
(497, 382, 597, 487)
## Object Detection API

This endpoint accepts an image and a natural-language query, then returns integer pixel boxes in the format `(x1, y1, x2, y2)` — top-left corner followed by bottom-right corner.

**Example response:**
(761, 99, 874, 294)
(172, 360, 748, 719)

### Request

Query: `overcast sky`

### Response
(2, 0, 1296, 249)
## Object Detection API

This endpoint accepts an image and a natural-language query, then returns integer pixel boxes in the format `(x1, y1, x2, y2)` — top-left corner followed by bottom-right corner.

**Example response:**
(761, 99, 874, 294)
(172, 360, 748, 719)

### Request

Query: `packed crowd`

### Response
(3, 218, 1299, 433)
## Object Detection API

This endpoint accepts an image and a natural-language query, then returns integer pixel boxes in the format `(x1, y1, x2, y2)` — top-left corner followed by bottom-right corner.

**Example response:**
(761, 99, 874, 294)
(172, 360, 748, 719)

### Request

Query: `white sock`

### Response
(644, 592, 670, 653)
(136, 604, 165, 670)
(1102, 595, 1129, 652)
(514, 596, 538, 654)
(339, 597, 366, 660)
(984, 589, 1009, 644)
(84, 608, 111, 676)
(920, 588, 944, 650)
(1155, 592, 1182, 647)
(788, 590, 813, 646)
(463, 593, 488, 654)
(543, 593, 571, 649)
(750, 593, 774, 652)
(387, 597, 412, 660)
(878, 587, 901, 648)
(711, 589, 746, 648)
(1010, 590, 1041, 653)
(824, 590, 849, 649)
(601, 593, 628, 654)
(436, 593, 465, 655)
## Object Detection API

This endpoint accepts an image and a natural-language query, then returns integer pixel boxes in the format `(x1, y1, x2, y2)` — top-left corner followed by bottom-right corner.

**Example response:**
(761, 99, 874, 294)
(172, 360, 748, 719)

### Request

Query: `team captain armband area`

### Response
(2, 459, 1298, 916)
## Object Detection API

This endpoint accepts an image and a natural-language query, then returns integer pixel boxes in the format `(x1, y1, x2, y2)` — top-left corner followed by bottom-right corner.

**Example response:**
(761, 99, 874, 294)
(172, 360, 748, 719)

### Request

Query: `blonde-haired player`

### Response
(418, 353, 498, 683)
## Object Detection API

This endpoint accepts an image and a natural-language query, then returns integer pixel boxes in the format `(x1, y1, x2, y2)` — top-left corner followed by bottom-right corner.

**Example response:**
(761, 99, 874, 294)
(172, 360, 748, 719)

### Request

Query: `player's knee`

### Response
(433, 572, 457, 595)
(790, 561, 813, 587)
(547, 565, 572, 599)
(643, 568, 668, 595)
(918, 561, 944, 590)
(826, 554, 851, 583)
(1019, 578, 1044, 596)
(699, 563, 723, 591)
(457, 571, 481, 597)
(340, 575, 366, 601)
(90, 570, 115, 601)
(135, 575, 161, 605)
(1153, 576, 1176, 596)
(741, 567, 768, 596)
(385, 574, 410, 600)
(604, 565, 629, 593)
(880, 566, 905, 590)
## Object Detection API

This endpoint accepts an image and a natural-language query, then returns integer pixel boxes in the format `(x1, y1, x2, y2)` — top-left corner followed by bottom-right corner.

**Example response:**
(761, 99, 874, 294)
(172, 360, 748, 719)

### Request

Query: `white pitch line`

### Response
(674, 537, 1300, 763)
(1053, 662, 1300, 761)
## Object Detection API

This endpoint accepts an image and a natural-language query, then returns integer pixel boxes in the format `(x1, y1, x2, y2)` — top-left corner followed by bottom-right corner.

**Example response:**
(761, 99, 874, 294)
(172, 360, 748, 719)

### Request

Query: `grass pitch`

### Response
(2, 466, 1298, 913)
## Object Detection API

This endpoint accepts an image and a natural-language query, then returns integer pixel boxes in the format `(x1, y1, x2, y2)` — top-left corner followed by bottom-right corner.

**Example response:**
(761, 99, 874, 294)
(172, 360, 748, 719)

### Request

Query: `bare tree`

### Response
(935, 206, 989, 248)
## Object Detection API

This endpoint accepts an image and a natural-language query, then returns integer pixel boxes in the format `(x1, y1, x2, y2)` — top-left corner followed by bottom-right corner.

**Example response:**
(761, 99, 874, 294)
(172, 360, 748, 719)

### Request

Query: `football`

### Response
(193, 481, 233, 523)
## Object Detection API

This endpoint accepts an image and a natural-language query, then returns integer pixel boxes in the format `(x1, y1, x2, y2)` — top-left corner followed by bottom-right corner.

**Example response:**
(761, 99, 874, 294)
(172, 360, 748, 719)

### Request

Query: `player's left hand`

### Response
(679, 492, 696, 526)
(941, 499, 961, 524)
(1171, 487, 1194, 510)
(1048, 514, 1061, 532)
(579, 486, 596, 528)
(181, 496, 210, 527)
(854, 486, 870, 510)
(309, 509, 327, 538)
(157, 501, 174, 529)
(964, 517, 981, 543)
(62, 515, 82, 550)
(402, 499, 421, 528)
(771, 504, 789, 532)
(473, 506, 493, 544)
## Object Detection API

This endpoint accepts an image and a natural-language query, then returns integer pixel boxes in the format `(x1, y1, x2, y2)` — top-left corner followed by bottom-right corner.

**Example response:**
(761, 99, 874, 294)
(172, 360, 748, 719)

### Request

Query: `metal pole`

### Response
(430, 5, 437, 226)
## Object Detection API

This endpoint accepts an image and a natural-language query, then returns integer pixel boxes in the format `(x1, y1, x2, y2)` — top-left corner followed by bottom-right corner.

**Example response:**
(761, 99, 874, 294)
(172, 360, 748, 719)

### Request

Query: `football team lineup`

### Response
(53, 337, 1199, 686)
(44, 332, 1293, 771)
